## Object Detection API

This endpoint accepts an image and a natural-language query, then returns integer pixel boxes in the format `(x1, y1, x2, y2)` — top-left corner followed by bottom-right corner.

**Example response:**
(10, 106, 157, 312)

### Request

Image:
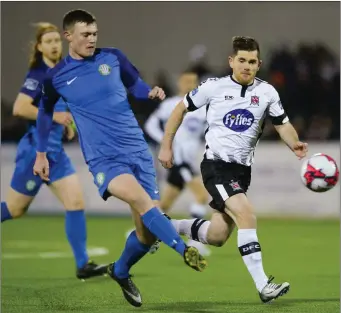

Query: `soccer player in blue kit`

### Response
(33, 10, 207, 307)
(1, 22, 108, 280)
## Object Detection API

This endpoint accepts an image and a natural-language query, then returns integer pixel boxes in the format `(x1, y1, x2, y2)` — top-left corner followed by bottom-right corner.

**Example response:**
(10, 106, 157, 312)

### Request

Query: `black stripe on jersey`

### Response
(186, 94, 198, 111)
(271, 113, 288, 125)
(230, 75, 251, 98)
(159, 119, 165, 132)
(241, 85, 248, 97)
(255, 77, 268, 84)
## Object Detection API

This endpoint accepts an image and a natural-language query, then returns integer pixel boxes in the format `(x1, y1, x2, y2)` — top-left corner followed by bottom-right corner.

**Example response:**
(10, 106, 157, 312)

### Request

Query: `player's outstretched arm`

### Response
(113, 48, 166, 101)
(158, 100, 187, 168)
(274, 122, 308, 159)
(33, 78, 60, 180)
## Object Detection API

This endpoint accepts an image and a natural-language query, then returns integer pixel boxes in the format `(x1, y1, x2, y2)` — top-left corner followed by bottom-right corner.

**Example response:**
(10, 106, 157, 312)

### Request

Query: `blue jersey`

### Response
(37, 48, 152, 163)
(20, 60, 67, 153)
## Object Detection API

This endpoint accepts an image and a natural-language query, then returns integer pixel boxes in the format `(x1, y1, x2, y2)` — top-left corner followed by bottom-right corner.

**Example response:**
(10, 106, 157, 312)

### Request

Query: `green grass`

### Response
(2, 216, 340, 313)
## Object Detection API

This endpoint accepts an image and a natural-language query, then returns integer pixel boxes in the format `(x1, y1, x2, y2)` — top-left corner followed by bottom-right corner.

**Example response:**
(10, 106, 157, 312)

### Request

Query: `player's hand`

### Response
(53, 112, 73, 126)
(148, 86, 166, 101)
(158, 147, 174, 169)
(293, 141, 308, 159)
(33, 152, 50, 181)
(65, 125, 75, 141)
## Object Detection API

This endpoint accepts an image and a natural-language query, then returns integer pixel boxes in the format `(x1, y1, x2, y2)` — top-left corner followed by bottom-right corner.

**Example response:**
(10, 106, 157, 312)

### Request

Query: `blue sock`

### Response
(115, 230, 150, 279)
(65, 210, 89, 269)
(1, 202, 12, 222)
(142, 207, 186, 256)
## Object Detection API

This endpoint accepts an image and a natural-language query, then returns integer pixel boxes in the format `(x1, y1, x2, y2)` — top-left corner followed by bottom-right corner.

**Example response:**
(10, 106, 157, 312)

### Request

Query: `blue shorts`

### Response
(10, 135, 76, 197)
(88, 149, 160, 201)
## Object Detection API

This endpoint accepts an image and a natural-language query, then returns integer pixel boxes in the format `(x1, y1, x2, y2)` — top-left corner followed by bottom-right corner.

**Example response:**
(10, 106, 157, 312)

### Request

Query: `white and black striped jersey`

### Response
(183, 75, 289, 166)
(145, 95, 207, 166)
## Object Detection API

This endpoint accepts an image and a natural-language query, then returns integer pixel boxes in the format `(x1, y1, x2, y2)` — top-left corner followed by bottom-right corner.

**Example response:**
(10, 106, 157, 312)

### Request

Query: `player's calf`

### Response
(171, 210, 234, 247)
(2, 189, 33, 221)
(1, 201, 28, 220)
(108, 175, 207, 270)
(225, 194, 271, 294)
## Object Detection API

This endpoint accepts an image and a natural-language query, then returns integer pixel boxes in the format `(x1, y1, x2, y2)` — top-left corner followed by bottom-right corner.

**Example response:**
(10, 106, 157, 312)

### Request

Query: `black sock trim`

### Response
(191, 219, 207, 241)
(162, 213, 171, 220)
(238, 241, 261, 256)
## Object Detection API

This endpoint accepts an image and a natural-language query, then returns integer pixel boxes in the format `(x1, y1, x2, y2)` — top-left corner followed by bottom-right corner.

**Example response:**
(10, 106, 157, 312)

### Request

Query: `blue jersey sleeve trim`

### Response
(104, 48, 141, 89)
(103, 48, 152, 99)
(128, 77, 151, 100)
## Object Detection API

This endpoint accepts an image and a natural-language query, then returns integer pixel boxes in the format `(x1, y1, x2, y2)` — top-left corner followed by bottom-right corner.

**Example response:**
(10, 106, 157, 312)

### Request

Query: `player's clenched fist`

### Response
(148, 86, 166, 101)
(33, 152, 50, 181)
(292, 141, 308, 160)
(158, 147, 174, 169)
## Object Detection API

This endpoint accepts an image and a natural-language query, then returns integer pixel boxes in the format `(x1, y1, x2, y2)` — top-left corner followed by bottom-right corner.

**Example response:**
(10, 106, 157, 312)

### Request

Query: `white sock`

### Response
(238, 229, 268, 292)
(171, 218, 210, 244)
(189, 203, 207, 219)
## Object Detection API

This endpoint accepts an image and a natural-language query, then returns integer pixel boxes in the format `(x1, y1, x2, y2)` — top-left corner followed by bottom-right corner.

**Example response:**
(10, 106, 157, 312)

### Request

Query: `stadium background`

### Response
(1, 2, 340, 313)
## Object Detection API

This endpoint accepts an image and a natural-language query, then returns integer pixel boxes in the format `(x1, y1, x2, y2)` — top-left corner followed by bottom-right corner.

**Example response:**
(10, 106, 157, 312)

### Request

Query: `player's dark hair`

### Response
(29, 22, 61, 69)
(232, 36, 260, 59)
(63, 9, 96, 31)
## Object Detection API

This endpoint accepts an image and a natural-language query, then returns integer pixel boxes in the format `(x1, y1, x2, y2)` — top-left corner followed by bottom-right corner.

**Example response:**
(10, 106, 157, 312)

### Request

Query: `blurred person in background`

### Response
(1, 22, 108, 280)
(145, 71, 210, 256)
(187, 44, 215, 82)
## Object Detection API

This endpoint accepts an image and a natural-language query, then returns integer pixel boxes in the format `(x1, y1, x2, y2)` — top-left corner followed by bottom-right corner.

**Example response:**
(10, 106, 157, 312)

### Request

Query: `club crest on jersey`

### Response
(223, 109, 254, 132)
(98, 64, 111, 75)
(250, 96, 259, 106)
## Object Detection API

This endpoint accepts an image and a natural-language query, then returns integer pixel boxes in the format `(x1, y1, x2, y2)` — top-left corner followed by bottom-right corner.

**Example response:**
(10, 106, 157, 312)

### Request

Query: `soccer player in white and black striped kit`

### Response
(159, 36, 308, 303)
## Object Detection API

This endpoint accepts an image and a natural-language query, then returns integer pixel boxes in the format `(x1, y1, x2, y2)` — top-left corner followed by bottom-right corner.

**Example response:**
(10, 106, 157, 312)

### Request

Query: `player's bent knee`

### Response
(159, 200, 172, 212)
(209, 237, 226, 247)
(152, 200, 160, 208)
(64, 198, 85, 211)
(129, 195, 154, 214)
(207, 231, 229, 247)
(8, 204, 28, 218)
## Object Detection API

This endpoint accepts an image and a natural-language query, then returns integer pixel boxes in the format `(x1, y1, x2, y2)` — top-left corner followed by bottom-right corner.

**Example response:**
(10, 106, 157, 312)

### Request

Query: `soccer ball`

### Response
(300, 153, 339, 192)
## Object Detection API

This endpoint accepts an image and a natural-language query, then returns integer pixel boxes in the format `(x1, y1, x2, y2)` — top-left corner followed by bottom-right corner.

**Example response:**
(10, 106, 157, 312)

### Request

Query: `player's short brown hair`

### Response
(63, 9, 96, 31)
(29, 22, 61, 69)
(232, 36, 260, 59)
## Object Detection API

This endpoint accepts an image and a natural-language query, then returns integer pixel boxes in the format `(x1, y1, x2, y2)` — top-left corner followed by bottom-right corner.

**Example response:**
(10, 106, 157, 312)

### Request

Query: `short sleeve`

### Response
(268, 86, 289, 125)
(183, 78, 214, 112)
(20, 69, 43, 100)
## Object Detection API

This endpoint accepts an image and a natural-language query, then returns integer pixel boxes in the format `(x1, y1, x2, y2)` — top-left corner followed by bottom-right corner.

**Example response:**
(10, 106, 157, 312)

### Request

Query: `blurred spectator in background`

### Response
(187, 44, 215, 82)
